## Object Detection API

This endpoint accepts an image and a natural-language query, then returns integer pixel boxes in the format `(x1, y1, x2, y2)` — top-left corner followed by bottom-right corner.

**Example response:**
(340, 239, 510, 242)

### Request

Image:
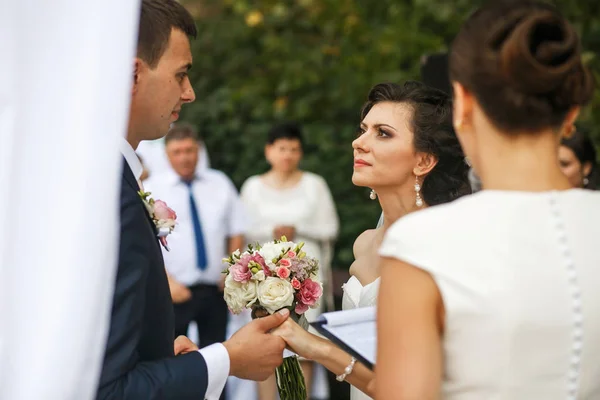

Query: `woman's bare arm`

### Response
(376, 257, 444, 400)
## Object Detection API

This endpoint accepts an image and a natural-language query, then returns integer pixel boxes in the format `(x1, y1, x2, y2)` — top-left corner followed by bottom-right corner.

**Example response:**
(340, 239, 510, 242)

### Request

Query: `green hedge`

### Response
(180, 0, 600, 269)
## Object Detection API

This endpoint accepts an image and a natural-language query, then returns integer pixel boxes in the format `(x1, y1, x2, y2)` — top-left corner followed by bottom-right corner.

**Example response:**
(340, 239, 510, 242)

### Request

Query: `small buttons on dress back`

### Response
(549, 194, 583, 400)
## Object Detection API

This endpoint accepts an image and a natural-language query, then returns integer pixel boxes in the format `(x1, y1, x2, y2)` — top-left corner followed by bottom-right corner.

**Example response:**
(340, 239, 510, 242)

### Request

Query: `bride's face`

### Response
(352, 102, 418, 190)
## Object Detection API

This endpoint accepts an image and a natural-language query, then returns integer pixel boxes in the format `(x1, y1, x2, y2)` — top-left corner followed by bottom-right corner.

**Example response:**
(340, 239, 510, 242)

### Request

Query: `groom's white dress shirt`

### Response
(121, 139, 229, 400)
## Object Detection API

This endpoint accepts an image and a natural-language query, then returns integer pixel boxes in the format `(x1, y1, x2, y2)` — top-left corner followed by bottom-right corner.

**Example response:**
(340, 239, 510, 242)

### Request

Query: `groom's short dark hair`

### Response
(138, 0, 197, 68)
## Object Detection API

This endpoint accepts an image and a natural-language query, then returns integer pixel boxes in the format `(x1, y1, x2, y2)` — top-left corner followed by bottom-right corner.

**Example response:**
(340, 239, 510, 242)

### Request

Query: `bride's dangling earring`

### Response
(369, 189, 377, 200)
(415, 176, 423, 207)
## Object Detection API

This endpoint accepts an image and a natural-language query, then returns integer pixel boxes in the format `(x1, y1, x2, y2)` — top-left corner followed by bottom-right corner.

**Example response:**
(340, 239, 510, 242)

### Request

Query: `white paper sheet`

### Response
(314, 306, 377, 366)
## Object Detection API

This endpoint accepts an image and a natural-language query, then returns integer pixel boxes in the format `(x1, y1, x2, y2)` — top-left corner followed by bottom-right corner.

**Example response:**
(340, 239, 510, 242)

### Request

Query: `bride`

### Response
(273, 80, 471, 399)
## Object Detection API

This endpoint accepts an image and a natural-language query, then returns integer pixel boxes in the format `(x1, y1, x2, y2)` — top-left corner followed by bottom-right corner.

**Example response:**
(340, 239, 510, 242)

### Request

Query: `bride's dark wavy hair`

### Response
(361, 81, 472, 206)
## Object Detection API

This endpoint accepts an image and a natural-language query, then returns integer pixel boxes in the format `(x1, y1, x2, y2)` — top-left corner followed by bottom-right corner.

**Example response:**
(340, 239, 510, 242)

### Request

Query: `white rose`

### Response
(253, 270, 266, 282)
(257, 277, 294, 314)
(223, 273, 258, 314)
(258, 242, 295, 264)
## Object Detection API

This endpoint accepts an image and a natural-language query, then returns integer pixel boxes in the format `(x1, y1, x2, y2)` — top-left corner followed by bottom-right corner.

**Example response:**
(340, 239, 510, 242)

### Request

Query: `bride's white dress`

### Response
(341, 275, 380, 400)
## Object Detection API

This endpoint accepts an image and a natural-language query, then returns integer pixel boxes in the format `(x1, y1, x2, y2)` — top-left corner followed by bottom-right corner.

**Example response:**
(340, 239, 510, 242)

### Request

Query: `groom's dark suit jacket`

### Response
(96, 161, 209, 399)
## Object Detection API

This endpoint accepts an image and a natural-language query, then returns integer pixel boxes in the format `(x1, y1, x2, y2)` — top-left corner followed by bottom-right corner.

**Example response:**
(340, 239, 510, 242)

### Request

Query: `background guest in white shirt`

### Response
(145, 123, 246, 400)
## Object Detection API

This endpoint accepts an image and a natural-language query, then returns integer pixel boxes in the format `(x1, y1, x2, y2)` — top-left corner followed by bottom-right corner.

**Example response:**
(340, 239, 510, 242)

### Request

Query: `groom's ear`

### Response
(413, 153, 438, 177)
(132, 58, 142, 93)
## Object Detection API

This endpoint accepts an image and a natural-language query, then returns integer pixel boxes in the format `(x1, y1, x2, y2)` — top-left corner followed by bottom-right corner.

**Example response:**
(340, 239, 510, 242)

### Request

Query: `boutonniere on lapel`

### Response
(138, 191, 177, 251)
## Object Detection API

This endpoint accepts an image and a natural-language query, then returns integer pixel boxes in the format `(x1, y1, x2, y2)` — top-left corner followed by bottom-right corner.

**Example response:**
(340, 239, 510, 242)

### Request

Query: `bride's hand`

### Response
(271, 318, 321, 360)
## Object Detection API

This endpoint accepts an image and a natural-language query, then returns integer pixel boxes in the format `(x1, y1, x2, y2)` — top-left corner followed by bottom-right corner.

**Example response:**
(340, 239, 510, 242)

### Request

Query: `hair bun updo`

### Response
(450, 0, 595, 133)
(499, 8, 593, 108)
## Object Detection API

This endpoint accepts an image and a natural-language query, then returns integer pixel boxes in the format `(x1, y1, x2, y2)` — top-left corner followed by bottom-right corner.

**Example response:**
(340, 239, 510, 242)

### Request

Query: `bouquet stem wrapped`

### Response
(252, 306, 309, 400)
(276, 356, 306, 400)
(223, 237, 322, 400)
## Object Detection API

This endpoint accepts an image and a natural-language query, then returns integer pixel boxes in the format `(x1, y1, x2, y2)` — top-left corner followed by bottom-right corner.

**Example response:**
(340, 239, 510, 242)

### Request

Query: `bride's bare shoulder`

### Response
(353, 229, 378, 258)
(349, 229, 380, 280)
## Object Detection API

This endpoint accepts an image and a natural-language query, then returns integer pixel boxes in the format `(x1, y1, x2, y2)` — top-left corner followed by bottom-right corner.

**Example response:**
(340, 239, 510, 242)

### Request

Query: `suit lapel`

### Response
(122, 159, 159, 239)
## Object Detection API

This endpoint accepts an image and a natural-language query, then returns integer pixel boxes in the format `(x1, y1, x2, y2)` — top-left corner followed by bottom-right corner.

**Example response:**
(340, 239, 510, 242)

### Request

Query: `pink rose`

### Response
(279, 258, 291, 268)
(277, 267, 290, 279)
(291, 277, 301, 290)
(229, 263, 252, 283)
(153, 200, 177, 220)
(287, 251, 296, 258)
(295, 302, 309, 314)
(296, 278, 322, 307)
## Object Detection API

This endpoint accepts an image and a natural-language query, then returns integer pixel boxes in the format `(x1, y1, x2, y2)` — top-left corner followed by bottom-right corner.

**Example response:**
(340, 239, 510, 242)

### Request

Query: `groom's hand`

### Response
(174, 335, 198, 355)
(223, 309, 289, 381)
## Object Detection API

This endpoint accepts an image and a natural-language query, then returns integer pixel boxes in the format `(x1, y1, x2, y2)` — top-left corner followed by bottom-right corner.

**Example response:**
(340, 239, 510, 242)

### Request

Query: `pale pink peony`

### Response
(276, 267, 290, 279)
(291, 277, 301, 290)
(251, 253, 267, 267)
(229, 263, 252, 283)
(153, 200, 177, 220)
(238, 253, 252, 268)
(287, 251, 297, 258)
(244, 253, 270, 276)
(296, 278, 322, 307)
(250, 253, 269, 272)
(278, 258, 291, 268)
(295, 302, 309, 314)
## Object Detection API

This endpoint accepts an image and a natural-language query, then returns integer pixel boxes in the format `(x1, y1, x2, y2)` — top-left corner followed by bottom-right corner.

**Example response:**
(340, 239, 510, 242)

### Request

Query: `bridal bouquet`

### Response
(222, 237, 322, 400)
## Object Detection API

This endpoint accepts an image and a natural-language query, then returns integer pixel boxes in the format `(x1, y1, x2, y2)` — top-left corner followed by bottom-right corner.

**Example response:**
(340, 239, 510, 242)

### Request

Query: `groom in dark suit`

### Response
(96, 1, 289, 399)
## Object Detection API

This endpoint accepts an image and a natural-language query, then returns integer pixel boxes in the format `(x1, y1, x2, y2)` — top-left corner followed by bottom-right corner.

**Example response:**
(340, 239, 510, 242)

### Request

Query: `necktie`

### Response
(183, 180, 207, 270)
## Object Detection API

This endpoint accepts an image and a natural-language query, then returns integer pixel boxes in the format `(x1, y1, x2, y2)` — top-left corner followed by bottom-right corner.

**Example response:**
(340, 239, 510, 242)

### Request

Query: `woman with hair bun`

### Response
(376, 1, 600, 399)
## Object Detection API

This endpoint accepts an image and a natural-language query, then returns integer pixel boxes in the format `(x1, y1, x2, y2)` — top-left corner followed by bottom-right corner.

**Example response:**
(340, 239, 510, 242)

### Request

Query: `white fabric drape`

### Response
(0, 1, 140, 399)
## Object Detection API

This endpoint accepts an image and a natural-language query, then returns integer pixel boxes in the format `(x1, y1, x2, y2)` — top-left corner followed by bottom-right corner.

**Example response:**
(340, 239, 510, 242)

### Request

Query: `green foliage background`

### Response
(179, 0, 600, 269)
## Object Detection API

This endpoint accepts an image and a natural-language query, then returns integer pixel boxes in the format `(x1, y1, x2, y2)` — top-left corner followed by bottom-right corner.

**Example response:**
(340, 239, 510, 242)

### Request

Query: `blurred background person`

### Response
(241, 121, 339, 400)
(137, 133, 211, 177)
(145, 123, 247, 400)
(559, 125, 599, 189)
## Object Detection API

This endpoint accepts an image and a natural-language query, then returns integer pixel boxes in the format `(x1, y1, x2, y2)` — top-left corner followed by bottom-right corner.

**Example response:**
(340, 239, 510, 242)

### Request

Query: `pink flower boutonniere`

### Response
(138, 191, 177, 251)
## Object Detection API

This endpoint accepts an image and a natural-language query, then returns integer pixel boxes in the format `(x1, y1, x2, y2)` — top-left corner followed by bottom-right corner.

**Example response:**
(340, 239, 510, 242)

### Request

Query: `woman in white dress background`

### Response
(272, 81, 471, 399)
(240, 122, 339, 399)
(377, 1, 600, 399)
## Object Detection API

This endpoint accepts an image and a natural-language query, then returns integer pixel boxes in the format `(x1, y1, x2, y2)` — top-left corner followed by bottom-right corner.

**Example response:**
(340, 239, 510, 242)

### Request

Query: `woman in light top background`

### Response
(377, 1, 600, 399)
(240, 122, 339, 399)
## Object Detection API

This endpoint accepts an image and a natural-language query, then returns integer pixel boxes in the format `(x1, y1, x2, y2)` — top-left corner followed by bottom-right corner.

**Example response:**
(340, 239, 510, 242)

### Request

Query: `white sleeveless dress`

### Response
(342, 276, 380, 400)
(379, 189, 600, 399)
